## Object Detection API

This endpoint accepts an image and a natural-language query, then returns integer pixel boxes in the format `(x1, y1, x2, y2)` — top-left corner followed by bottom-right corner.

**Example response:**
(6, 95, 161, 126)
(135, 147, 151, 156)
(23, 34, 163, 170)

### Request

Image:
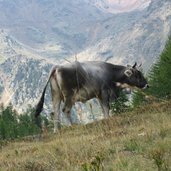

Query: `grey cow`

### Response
(35, 61, 149, 132)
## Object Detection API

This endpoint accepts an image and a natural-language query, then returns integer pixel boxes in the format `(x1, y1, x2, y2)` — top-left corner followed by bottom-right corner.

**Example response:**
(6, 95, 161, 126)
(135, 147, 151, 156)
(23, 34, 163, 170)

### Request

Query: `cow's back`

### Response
(80, 61, 114, 84)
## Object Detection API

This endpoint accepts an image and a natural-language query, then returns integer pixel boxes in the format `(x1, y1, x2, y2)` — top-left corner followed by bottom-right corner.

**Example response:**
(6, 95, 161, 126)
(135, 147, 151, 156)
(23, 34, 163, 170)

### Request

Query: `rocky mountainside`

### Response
(89, 0, 151, 14)
(74, 0, 171, 71)
(0, 30, 54, 112)
(0, 0, 171, 118)
(0, 56, 52, 112)
(0, 0, 109, 60)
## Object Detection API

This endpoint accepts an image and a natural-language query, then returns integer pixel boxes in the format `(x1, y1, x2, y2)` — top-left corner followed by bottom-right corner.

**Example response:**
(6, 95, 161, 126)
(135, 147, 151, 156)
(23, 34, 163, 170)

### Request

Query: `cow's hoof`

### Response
(62, 108, 71, 114)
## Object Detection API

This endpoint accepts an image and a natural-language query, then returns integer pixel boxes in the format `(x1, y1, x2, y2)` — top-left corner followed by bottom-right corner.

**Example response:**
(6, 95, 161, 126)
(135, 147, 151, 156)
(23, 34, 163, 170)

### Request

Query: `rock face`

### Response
(0, 55, 52, 112)
(73, 0, 171, 71)
(89, 0, 151, 14)
(0, 0, 109, 60)
(0, 0, 171, 116)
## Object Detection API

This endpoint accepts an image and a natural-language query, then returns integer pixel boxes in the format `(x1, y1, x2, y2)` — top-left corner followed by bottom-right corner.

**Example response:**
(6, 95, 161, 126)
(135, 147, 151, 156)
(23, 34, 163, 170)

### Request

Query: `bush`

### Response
(132, 90, 147, 108)
(110, 91, 129, 114)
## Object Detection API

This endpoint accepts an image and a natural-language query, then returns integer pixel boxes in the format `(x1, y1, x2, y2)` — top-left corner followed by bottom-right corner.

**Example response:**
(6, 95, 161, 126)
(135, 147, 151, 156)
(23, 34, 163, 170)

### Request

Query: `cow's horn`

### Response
(132, 62, 137, 68)
(138, 63, 142, 68)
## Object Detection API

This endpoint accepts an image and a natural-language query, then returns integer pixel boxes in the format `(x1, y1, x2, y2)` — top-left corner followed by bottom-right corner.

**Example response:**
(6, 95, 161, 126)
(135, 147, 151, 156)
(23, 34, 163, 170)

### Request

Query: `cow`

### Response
(35, 61, 149, 132)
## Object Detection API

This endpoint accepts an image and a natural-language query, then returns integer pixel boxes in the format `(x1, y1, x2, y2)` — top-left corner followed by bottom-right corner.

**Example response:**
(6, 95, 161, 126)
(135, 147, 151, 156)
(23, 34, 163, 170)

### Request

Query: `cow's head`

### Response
(124, 62, 149, 89)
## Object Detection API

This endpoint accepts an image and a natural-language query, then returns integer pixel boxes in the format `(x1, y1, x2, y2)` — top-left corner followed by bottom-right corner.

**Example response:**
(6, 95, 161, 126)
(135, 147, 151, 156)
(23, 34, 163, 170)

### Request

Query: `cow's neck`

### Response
(110, 64, 127, 83)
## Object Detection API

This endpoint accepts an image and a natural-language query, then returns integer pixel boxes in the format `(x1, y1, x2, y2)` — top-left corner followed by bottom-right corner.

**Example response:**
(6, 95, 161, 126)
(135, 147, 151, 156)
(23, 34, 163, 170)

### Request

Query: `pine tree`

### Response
(148, 36, 171, 98)
(0, 104, 44, 140)
(132, 35, 171, 107)
(0, 103, 18, 139)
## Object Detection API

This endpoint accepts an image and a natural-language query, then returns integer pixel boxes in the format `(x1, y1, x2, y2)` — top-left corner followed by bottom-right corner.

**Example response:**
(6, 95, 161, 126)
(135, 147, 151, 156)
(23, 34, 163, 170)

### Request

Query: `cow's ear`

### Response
(127, 64, 132, 68)
(124, 69, 133, 77)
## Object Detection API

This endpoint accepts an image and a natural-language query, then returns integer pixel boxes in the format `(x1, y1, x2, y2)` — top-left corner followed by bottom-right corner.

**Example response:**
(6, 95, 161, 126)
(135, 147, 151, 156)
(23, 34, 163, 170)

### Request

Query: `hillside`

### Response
(0, 101, 171, 171)
(0, 0, 171, 113)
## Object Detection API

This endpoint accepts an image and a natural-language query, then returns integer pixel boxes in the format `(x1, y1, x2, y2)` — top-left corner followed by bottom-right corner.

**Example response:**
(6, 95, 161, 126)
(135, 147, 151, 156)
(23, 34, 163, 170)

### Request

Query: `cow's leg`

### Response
(99, 89, 110, 118)
(50, 78, 61, 133)
(52, 93, 61, 133)
(109, 89, 118, 103)
(62, 94, 73, 125)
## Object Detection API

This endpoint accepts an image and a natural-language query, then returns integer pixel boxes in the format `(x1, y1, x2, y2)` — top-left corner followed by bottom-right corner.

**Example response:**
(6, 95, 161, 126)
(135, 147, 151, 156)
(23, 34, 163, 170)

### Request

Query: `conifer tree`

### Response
(132, 35, 171, 107)
(148, 36, 171, 98)
(0, 104, 46, 140)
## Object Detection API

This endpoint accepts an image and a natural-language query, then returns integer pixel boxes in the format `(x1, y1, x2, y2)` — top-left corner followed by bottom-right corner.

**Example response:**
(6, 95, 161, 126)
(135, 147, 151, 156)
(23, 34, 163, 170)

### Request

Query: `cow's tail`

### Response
(35, 66, 57, 118)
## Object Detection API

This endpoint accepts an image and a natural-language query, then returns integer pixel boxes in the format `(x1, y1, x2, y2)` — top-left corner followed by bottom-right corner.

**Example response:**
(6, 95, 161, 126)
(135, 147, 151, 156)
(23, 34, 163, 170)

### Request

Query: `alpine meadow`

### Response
(1, 0, 171, 171)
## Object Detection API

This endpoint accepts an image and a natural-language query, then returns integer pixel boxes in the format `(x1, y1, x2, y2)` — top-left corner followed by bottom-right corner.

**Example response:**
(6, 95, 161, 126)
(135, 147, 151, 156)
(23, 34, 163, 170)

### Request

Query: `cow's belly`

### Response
(73, 87, 98, 103)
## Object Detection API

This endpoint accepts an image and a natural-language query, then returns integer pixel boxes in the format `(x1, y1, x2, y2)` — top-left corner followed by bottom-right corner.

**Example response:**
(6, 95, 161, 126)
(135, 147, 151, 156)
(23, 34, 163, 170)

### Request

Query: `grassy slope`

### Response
(0, 102, 171, 171)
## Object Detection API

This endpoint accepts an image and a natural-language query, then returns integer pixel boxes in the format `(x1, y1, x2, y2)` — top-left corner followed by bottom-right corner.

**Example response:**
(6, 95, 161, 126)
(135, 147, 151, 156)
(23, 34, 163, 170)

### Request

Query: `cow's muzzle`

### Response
(142, 84, 149, 89)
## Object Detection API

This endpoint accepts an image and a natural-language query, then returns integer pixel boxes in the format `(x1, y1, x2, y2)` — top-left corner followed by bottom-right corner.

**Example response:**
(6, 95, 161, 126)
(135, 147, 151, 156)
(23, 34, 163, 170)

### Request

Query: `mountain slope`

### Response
(0, 102, 171, 170)
(91, 0, 151, 14)
(73, 0, 171, 71)
(0, 0, 171, 113)
(0, 0, 109, 59)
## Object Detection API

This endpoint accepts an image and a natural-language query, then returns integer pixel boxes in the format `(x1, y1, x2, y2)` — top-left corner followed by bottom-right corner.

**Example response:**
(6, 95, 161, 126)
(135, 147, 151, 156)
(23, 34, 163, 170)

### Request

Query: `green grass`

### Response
(0, 101, 171, 171)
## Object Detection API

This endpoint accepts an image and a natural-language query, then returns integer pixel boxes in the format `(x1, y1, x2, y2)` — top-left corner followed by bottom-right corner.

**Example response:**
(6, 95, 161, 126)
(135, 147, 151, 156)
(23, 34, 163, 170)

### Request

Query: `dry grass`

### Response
(0, 101, 171, 171)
